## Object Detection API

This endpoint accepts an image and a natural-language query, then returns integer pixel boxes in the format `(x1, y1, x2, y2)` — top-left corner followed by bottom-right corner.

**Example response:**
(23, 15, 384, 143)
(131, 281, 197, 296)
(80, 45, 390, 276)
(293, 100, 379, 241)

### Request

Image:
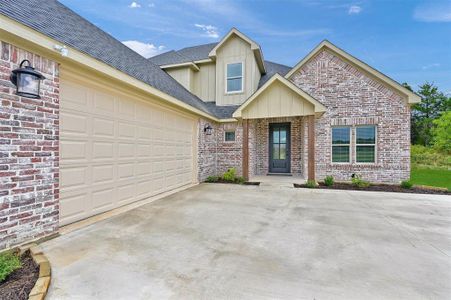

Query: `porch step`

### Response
(267, 173, 292, 176)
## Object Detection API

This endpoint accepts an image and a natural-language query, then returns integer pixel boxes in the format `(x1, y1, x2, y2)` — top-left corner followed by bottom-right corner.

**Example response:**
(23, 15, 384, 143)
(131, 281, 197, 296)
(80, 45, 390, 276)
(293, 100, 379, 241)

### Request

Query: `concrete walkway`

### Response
(42, 184, 451, 299)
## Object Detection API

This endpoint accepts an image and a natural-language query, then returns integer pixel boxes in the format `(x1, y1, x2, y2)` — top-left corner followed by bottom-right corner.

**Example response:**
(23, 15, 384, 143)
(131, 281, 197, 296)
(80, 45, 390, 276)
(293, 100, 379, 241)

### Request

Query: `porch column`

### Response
(242, 119, 249, 181)
(307, 115, 315, 181)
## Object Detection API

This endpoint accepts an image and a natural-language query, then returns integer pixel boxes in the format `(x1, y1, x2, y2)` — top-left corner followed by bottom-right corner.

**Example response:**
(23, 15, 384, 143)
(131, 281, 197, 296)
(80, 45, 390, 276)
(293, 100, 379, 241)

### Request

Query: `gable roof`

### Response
(208, 28, 266, 74)
(0, 0, 218, 117)
(233, 74, 326, 119)
(285, 40, 421, 104)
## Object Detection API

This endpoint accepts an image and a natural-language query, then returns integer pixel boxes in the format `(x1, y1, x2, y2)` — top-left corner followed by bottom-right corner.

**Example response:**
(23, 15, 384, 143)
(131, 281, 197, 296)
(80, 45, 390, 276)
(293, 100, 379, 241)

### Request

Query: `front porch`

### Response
(233, 74, 326, 182)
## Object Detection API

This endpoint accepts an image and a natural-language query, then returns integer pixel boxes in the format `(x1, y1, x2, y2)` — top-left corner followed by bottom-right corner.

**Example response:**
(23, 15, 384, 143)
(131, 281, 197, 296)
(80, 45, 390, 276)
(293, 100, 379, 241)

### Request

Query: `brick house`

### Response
(0, 1, 419, 250)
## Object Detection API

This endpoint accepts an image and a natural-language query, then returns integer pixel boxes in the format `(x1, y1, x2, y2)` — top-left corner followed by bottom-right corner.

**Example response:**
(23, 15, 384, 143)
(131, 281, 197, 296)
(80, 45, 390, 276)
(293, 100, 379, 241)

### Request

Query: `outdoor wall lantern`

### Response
(204, 124, 213, 135)
(10, 59, 45, 99)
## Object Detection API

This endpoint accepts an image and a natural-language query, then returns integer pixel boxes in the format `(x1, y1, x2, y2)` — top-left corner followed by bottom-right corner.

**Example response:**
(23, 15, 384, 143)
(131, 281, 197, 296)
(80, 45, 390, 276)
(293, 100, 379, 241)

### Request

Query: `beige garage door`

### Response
(59, 73, 197, 225)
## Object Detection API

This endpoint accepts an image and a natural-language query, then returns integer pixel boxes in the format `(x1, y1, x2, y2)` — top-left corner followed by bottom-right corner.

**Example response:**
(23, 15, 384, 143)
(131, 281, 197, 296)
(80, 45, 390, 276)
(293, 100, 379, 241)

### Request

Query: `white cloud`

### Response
(348, 5, 362, 14)
(422, 63, 441, 70)
(414, 4, 451, 22)
(194, 24, 219, 38)
(122, 40, 165, 58)
(129, 2, 141, 8)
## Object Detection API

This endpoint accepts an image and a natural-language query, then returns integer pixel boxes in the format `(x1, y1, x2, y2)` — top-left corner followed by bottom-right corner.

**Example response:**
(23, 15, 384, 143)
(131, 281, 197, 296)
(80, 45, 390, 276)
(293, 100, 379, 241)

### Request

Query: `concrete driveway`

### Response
(42, 183, 451, 300)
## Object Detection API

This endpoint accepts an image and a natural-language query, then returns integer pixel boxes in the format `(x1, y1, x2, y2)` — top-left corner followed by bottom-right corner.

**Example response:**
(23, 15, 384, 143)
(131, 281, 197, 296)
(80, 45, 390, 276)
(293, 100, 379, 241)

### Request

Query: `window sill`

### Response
(225, 91, 244, 95)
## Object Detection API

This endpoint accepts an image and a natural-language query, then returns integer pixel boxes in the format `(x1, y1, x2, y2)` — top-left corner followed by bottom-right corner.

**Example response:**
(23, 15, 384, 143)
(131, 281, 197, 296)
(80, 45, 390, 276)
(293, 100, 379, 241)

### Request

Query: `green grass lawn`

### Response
(411, 166, 451, 191)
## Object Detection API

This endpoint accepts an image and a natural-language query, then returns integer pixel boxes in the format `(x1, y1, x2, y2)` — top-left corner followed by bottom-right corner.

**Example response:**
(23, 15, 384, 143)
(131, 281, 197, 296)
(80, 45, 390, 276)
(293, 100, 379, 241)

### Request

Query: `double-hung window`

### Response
(356, 126, 376, 163)
(226, 63, 243, 93)
(332, 127, 351, 163)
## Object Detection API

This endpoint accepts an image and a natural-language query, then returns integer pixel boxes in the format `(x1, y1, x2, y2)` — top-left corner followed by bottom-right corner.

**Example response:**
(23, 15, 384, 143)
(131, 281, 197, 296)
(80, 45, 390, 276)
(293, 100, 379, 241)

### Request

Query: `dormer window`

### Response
(226, 62, 243, 93)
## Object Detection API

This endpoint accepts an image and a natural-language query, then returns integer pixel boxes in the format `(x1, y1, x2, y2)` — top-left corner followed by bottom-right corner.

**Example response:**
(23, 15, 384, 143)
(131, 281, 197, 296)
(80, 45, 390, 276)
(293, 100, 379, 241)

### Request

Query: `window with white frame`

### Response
(226, 63, 243, 93)
(356, 126, 376, 163)
(224, 130, 236, 142)
(332, 127, 351, 163)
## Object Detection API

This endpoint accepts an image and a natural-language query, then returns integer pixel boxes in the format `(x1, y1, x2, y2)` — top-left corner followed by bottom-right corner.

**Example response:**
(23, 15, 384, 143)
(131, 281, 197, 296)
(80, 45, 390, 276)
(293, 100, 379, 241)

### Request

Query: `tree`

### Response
(432, 111, 451, 153)
(410, 82, 451, 146)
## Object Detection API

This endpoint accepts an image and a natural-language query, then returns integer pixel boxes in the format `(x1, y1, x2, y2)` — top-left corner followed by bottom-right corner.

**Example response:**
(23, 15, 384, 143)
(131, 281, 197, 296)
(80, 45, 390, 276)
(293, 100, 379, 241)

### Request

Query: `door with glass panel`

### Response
(269, 123, 291, 173)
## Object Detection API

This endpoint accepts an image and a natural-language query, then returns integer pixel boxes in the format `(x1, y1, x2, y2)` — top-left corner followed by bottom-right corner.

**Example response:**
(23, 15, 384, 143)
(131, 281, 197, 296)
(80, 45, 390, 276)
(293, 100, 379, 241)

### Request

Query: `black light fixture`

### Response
(10, 59, 45, 99)
(204, 124, 213, 135)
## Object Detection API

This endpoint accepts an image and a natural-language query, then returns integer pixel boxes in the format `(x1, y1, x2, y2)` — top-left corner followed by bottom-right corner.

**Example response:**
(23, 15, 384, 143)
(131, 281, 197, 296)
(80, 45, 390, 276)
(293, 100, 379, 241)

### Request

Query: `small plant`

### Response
(305, 179, 317, 188)
(401, 180, 413, 189)
(324, 175, 334, 186)
(235, 176, 245, 184)
(222, 168, 236, 182)
(205, 176, 219, 183)
(351, 174, 370, 188)
(0, 251, 21, 282)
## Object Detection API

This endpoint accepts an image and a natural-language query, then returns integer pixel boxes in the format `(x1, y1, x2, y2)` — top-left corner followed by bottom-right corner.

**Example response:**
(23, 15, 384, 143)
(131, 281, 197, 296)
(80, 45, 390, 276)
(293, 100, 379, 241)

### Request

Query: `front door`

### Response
(269, 123, 290, 173)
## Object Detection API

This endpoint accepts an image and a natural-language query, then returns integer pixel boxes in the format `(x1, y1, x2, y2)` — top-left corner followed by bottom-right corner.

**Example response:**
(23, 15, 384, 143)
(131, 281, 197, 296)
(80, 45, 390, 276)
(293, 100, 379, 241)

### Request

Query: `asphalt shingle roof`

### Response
(0, 0, 215, 116)
(149, 43, 218, 66)
(1, 1, 293, 119)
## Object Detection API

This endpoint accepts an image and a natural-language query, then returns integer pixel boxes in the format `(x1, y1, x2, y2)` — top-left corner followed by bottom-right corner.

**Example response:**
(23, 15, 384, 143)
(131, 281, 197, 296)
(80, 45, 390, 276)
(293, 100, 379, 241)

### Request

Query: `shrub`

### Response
(411, 145, 451, 169)
(351, 174, 370, 188)
(235, 176, 245, 184)
(205, 176, 219, 183)
(401, 180, 413, 189)
(432, 111, 451, 153)
(222, 168, 236, 182)
(0, 251, 21, 282)
(324, 175, 334, 186)
(305, 179, 317, 188)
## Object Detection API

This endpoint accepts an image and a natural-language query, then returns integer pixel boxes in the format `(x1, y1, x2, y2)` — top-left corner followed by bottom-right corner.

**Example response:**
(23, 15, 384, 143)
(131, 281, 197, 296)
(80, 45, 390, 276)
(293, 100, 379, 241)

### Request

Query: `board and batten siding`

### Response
(166, 67, 194, 92)
(192, 62, 216, 102)
(215, 36, 261, 106)
(241, 80, 315, 119)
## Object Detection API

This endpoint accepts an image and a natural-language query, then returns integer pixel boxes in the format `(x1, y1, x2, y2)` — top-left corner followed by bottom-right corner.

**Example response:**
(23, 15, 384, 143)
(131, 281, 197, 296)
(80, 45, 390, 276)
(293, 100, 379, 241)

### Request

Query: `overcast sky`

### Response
(60, 0, 451, 93)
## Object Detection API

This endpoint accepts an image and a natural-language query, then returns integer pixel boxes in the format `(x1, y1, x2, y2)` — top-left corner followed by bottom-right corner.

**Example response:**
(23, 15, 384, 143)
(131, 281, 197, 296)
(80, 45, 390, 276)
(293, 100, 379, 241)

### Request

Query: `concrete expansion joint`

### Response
(19, 243, 52, 300)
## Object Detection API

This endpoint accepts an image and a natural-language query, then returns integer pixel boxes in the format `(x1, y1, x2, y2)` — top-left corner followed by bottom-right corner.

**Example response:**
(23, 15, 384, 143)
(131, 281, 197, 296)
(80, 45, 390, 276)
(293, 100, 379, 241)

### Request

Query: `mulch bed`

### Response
(294, 182, 450, 195)
(0, 251, 39, 300)
(205, 180, 260, 185)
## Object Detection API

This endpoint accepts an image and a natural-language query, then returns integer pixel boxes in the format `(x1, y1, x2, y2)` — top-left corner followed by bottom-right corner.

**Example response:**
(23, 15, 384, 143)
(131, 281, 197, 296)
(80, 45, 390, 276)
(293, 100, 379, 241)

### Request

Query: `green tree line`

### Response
(402, 82, 451, 153)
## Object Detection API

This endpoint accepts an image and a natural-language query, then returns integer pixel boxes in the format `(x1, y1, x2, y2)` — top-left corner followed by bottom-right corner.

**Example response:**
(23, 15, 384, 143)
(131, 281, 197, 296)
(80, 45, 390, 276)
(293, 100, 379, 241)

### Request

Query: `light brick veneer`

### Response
(291, 49, 410, 183)
(0, 41, 59, 250)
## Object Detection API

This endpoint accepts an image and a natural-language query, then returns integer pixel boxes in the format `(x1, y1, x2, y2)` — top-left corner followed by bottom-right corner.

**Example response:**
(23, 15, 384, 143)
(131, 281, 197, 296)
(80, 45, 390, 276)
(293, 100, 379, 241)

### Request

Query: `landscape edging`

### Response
(19, 243, 51, 300)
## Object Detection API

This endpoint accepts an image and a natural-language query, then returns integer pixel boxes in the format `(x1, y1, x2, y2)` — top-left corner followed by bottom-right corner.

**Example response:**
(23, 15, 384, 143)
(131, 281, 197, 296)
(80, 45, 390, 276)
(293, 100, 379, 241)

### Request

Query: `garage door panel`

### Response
(61, 141, 88, 161)
(91, 188, 116, 211)
(92, 142, 114, 160)
(93, 117, 115, 137)
(93, 91, 115, 115)
(60, 166, 88, 189)
(92, 165, 114, 184)
(60, 76, 196, 225)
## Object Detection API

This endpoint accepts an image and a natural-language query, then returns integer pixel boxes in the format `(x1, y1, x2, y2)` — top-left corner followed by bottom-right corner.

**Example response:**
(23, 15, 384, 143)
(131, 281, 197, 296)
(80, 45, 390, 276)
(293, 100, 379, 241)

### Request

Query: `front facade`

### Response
(0, 1, 419, 250)
(153, 29, 417, 183)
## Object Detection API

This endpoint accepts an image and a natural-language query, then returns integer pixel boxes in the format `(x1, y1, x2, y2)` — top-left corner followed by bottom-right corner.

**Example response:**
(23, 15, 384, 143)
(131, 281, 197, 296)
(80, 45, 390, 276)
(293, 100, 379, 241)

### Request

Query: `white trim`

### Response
(225, 61, 244, 94)
(331, 126, 351, 164)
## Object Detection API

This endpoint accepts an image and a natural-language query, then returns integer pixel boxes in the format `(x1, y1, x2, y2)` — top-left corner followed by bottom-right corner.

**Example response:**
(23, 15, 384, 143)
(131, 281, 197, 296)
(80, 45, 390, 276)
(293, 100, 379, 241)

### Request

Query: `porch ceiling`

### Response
(233, 74, 326, 119)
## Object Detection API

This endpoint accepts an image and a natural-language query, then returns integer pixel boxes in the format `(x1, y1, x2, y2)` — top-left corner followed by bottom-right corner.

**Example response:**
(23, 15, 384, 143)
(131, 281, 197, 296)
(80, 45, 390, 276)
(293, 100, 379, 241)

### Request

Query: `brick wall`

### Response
(0, 41, 59, 250)
(197, 118, 218, 181)
(291, 49, 410, 183)
(197, 117, 305, 180)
